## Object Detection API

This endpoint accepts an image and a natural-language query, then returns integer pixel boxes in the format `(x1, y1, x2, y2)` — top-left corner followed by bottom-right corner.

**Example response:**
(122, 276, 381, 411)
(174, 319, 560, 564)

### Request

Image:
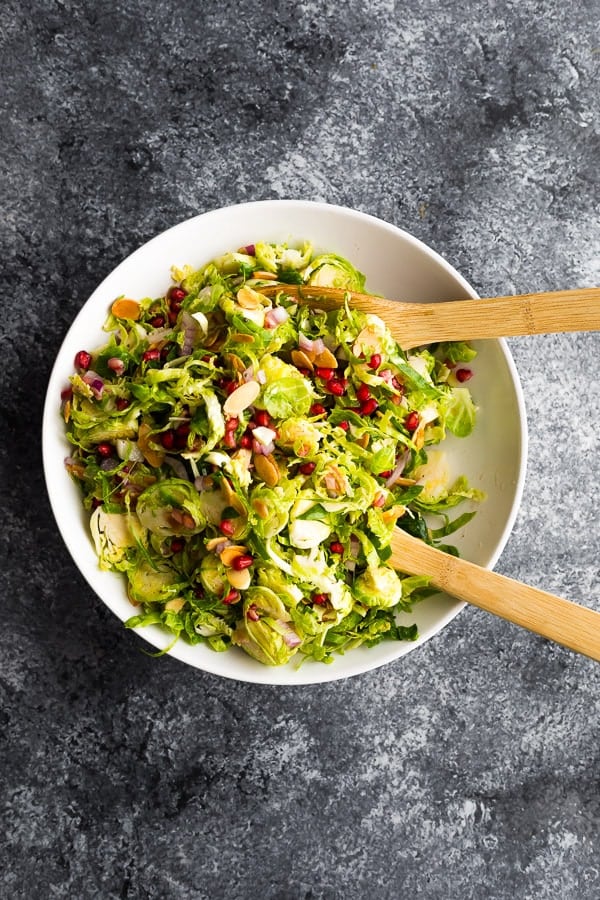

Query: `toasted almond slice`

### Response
(313, 347, 338, 368)
(206, 536, 230, 552)
(251, 270, 278, 280)
(291, 349, 314, 372)
(223, 380, 261, 417)
(236, 286, 263, 310)
(111, 297, 141, 320)
(394, 476, 417, 486)
(253, 452, 280, 487)
(230, 332, 255, 344)
(252, 498, 270, 519)
(220, 545, 248, 567)
(226, 567, 252, 590)
(356, 433, 370, 450)
(165, 597, 186, 613)
(62, 399, 71, 423)
(382, 504, 407, 525)
(225, 352, 247, 374)
(220, 478, 247, 519)
(138, 422, 165, 467)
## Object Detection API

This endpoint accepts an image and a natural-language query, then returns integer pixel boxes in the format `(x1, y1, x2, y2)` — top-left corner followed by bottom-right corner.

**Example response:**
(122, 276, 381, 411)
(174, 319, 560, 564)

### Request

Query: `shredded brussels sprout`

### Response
(62, 242, 484, 666)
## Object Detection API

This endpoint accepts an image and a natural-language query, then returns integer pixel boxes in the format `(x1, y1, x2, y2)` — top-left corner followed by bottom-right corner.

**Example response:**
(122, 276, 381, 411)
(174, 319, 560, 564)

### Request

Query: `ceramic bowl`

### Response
(42, 200, 527, 684)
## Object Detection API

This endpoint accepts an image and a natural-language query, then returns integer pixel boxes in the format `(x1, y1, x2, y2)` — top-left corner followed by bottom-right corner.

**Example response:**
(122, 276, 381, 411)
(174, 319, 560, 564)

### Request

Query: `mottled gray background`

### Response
(2, 1, 599, 898)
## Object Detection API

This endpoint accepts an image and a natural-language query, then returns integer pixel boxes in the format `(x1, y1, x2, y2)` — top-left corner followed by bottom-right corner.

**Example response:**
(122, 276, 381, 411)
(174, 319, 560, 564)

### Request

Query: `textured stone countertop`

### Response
(1, 2, 599, 898)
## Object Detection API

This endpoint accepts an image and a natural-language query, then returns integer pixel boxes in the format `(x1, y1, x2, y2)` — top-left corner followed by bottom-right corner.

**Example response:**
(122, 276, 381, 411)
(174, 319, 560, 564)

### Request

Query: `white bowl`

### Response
(42, 200, 527, 684)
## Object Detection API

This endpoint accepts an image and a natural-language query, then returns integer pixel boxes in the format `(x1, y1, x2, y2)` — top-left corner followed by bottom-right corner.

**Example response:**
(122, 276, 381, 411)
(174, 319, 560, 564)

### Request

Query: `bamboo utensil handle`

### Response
(390, 529, 600, 661)
(257, 284, 600, 349)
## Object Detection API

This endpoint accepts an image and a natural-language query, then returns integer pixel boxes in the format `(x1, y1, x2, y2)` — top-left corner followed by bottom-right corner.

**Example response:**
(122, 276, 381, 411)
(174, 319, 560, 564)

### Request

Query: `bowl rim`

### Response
(42, 199, 528, 684)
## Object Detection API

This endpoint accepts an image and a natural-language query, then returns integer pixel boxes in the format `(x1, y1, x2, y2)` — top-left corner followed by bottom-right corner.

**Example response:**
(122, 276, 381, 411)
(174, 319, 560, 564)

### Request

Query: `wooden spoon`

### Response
(390, 528, 600, 661)
(257, 284, 600, 349)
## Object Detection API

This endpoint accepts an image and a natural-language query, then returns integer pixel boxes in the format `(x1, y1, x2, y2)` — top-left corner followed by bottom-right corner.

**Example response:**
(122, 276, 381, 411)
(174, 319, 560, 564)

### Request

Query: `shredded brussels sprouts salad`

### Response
(61, 241, 484, 666)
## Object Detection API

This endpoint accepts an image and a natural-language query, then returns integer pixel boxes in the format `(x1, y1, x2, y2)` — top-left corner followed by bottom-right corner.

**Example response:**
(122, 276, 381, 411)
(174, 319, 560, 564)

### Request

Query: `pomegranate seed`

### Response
(379, 470, 392, 478)
(223, 431, 237, 449)
(115, 397, 129, 411)
(392, 376, 403, 392)
(297, 367, 311, 377)
(168, 286, 186, 304)
(74, 350, 92, 372)
(176, 422, 190, 437)
(312, 593, 328, 606)
(456, 368, 473, 382)
(338, 420, 349, 431)
(161, 431, 175, 449)
(368, 354, 382, 369)
(254, 410, 271, 427)
(142, 348, 160, 362)
(356, 383, 371, 403)
(225, 416, 239, 433)
(170, 538, 185, 553)
(360, 398, 379, 416)
(61, 387, 73, 402)
(168, 310, 179, 325)
(327, 379, 346, 396)
(220, 379, 237, 396)
(314, 366, 334, 380)
(223, 589, 240, 605)
(219, 519, 236, 536)
(174, 432, 188, 450)
(91, 497, 103, 510)
(232, 554, 254, 571)
(330, 541, 344, 554)
(240, 433, 252, 449)
(242, 244, 256, 256)
(299, 461, 316, 475)
(404, 411, 420, 432)
(150, 314, 165, 327)
(310, 403, 326, 416)
(96, 442, 113, 458)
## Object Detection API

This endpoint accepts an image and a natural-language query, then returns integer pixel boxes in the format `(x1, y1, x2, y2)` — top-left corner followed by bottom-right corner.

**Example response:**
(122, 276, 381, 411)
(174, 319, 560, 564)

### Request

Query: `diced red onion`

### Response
(164, 456, 189, 480)
(147, 327, 173, 345)
(83, 371, 104, 399)
(282, 625, 302, 648)
(256, 369, 267, 385)
(252, 438, 275, 456)
(385, 451, 410, 488)
(264, 307, 289, 329)
(298, 333, 314, 352)
(181, 311, 200, 356)
(312, 338, 325, 356)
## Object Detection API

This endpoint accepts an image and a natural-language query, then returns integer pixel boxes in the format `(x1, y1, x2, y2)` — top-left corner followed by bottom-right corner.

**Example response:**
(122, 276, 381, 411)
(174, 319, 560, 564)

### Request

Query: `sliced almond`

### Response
(236, 286, 263, 309)
(230, 332, 255, 344)
(206, 536, 230, 552)
(165, 597, 186, 613)
(223, 380, 261, 417)
(226, 567, 252, 590)
(252, 498, 270, 519)
(225, 352, 247, 374)
(253, 452, 280, 487)
(62, 399, 71, 423)
(220, 477, 247, 518)
(138, 422, 165, 467)
(111, 297, 141, 320)
(356, 433, 370, 449)
(220, 545, 248, 567)
(291, 349, 314, 372)
(251, 270, 278, 280)
(313, 347, 338, 368)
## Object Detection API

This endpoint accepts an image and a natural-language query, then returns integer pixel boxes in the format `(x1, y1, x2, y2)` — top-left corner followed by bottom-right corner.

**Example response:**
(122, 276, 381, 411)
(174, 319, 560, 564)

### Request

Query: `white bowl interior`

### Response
(42, 200, 527, 684)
